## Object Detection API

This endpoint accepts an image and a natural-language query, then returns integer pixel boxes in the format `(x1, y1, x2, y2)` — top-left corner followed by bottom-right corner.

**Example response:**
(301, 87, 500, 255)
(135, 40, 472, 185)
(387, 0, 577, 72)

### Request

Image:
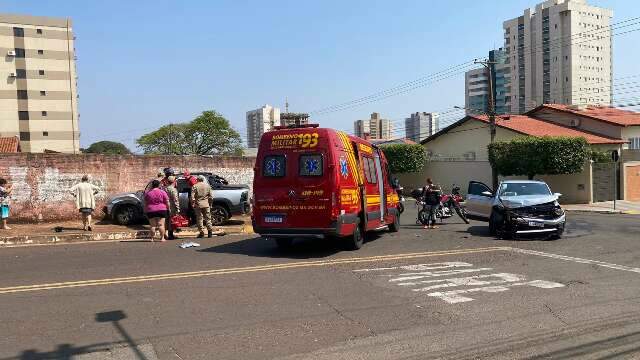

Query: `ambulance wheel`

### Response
(274, 238, 293, 249)
(345, 225, 364, 251)
(390, 212, 400, 232)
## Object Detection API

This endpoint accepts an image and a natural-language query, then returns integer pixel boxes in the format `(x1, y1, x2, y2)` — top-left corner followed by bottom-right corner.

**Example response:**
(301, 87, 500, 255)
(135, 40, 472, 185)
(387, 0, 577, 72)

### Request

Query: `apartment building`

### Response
(465, 49, 512, 115)
(503, 0, 612, 114)
(354, 112, 393, 140)
(0, 13, 79, 153)
(405, 112, 439, 143)
(246, 104, 280, 148)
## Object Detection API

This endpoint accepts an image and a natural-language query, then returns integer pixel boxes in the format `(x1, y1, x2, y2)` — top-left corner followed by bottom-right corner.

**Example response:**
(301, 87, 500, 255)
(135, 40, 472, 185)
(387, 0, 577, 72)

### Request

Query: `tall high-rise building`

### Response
(405, 112, 439, 142)
(0, 13, 79, 153)
(465, 49, 512, 115)
(503, 0, 612, 113)
(354, 112, 393, 140)
(246, 104, 280, 148)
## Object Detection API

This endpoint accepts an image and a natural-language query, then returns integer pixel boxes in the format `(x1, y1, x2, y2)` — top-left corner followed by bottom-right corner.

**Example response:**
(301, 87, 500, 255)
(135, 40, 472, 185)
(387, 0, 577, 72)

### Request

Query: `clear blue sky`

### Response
(3, 0, 639, 151)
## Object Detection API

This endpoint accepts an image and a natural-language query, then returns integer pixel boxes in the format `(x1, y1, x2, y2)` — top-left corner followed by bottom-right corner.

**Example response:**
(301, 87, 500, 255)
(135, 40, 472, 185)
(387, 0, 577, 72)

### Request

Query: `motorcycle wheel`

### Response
(455, 207, 470, 224)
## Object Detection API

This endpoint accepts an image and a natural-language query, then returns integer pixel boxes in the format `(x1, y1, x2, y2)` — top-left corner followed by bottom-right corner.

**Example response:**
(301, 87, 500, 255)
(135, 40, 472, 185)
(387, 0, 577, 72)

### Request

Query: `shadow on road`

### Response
(2, 311, 146, 360)
(199, 232, 386, 259)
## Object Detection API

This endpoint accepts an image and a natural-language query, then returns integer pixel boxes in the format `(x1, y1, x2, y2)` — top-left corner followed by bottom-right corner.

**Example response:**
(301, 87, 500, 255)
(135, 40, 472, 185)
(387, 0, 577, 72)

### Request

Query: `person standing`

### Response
(0, 178, 12, 230)
(191, 175, 214, 238)
(422, 178, 440, 229)
(69, 175, 101, 231)
(164, 175, 180, 240)
(144, 179, 170, 242)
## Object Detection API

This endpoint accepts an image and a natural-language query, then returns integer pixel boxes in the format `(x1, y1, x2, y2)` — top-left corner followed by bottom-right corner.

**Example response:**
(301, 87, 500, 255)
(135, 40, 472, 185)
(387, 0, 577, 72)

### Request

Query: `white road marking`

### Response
(511, 248, 640, 274)
(389, 268, 494, 282)
(428, 279, 565, 304)
(355, 261, 565, 304)
(353, 262, 473, 273)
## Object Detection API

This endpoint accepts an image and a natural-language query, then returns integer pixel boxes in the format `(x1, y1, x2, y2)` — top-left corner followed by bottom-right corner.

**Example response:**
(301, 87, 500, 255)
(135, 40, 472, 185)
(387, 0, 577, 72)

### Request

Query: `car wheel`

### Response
(389, 212, 400, 232)
(275, 238, 293, 249)
(345, 225, 364, 250)
(210, 205, 229, 226)
(114, 205, 139, 226)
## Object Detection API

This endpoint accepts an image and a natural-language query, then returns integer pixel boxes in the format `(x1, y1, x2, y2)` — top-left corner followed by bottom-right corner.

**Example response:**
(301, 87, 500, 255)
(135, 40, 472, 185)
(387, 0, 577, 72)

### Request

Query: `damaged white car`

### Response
(465, 180, 566, 239)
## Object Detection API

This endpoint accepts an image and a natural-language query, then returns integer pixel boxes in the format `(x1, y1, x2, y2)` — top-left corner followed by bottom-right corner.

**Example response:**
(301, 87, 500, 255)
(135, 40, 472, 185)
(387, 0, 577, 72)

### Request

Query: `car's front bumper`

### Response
(508, 214, 566, 234)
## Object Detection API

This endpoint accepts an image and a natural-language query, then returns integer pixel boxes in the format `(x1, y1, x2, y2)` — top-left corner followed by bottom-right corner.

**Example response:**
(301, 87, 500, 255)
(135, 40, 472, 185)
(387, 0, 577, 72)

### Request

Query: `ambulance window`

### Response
(299, 154, 323, 176)
(263, 155, 286, 177)
(363, 157, 377, 184)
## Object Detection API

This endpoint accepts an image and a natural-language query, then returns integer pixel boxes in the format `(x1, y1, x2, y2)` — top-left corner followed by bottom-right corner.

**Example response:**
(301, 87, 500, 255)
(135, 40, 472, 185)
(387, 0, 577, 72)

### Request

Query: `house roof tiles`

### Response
(0, 136, 20, 153)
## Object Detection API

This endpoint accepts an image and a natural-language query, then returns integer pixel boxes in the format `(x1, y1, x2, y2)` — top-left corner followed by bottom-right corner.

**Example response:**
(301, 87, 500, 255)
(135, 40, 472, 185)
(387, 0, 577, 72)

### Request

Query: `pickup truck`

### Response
(104, 172, 250, 226)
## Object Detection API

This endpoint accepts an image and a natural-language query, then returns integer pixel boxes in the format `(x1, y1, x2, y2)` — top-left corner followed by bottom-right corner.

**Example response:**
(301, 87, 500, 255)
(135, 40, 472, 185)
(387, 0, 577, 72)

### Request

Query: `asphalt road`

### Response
(1, 207, 640, 359)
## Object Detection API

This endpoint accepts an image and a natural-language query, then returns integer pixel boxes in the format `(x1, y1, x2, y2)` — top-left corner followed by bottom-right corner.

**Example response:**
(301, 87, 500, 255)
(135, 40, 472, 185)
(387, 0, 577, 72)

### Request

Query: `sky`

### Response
(3, 0, 640, 151)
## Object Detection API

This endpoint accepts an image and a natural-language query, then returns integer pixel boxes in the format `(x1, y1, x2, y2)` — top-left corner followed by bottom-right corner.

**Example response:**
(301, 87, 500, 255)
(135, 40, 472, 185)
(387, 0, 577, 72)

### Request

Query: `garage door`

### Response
(626, 164, 640, 201)
(592, 162, 617, 202)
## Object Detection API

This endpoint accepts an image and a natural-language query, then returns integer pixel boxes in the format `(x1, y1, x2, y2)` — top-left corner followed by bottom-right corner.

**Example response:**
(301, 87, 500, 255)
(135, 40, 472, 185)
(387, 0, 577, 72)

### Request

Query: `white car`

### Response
(465, 180, 566, 239)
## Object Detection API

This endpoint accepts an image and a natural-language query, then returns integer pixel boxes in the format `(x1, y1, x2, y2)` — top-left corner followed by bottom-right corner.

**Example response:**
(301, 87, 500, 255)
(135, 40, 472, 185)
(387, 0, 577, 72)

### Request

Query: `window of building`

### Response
(43, 131, 49, 137)
(18, 111, 29, 120)
(17, 90, 28, 99)
(37, 49, 44, 55)
(16, 69, 26, 79)
(36, 28, 43, 34)
(40, 91, 47, 96)
(629, 137, 640, 149)
(566, 77, 569, 82)
(14, 48, 26, 58)
(41, 111, 48, 117)
(13, 27, 24, 37)
(39, 70, 45, 76)
(19, 132, 30, 141)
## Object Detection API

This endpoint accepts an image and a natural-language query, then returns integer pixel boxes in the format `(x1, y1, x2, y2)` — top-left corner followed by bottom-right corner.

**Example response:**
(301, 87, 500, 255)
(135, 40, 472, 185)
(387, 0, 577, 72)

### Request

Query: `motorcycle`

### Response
(440, 185, 469, 224)
(414, 185, 469, 225)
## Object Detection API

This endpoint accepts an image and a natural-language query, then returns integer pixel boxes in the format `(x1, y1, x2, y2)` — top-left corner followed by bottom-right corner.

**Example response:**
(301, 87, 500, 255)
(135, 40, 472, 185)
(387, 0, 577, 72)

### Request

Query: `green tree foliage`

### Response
(488, 136, 590, 180)
(381, 144, 427, 174)
(84, 141, 132, 155)
(136, 111, 243, 155)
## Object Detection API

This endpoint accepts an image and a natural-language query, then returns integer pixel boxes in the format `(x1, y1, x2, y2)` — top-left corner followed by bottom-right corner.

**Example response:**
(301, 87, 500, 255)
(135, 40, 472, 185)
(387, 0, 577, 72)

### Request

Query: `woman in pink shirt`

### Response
(144, 180, 170, 242)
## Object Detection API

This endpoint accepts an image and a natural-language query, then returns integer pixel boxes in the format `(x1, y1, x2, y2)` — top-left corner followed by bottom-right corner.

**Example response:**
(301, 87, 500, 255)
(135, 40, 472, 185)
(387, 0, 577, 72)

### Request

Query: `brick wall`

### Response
(0, 154, 255, 222)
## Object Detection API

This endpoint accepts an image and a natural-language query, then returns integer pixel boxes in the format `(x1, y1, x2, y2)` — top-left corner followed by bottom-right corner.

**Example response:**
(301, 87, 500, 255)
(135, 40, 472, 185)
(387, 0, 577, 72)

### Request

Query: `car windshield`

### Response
(499, 182, 551, 197)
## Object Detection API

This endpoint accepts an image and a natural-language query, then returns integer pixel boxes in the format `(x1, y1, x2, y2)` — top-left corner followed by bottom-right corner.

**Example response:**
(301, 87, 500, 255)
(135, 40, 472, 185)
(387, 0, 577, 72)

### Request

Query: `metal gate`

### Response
(592, 162, 618, 202)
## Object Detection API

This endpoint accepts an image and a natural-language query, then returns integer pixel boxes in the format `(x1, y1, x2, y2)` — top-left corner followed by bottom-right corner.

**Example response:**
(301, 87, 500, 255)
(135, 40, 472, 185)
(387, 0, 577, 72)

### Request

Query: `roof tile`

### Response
(0, 137, 20, 153)
(537, 104, 640, 127)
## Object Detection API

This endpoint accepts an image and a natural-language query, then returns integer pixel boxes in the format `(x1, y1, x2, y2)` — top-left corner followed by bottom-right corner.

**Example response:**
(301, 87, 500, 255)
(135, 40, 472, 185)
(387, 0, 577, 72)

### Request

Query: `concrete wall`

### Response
(0, 154, 255, 222)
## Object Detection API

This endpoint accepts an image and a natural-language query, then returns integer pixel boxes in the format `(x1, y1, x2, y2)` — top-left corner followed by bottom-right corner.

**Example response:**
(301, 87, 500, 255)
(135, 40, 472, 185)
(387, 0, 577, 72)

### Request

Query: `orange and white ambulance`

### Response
(252, 124, 401, 250)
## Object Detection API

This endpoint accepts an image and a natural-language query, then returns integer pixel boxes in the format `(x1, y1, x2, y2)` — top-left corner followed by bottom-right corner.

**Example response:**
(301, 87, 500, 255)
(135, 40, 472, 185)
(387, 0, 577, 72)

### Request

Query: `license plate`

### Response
(528, 221, 544, 227)
(264, 215, 284, 223)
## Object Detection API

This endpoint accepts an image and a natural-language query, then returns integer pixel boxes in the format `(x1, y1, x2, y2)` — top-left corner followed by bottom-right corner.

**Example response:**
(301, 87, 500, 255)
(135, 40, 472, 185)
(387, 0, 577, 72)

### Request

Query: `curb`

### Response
(0, 224, 254, 247)
(564, 209, 625, 215)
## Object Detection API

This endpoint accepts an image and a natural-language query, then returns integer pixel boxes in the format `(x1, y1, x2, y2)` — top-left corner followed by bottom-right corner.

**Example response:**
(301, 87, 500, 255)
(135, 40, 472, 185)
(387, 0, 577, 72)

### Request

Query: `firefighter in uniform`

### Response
(191, 175, 214, 238)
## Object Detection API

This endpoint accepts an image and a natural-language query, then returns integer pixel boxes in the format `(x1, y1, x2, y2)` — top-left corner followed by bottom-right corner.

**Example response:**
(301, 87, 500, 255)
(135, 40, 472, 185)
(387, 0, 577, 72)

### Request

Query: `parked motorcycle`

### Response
(414, 185, 469, 225)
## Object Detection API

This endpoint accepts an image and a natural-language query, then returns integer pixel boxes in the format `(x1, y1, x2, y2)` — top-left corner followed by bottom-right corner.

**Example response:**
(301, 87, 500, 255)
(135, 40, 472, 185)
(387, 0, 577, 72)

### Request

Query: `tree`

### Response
(381, 144, 427, 174)
(488, 136, 590, 180)
(84, 141, 132, 155)
(136, 111, 243, 155)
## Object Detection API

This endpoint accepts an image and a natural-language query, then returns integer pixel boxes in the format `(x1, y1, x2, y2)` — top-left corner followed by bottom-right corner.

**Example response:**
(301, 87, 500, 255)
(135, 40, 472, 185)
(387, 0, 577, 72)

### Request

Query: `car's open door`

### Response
(466, 181, 494, 220)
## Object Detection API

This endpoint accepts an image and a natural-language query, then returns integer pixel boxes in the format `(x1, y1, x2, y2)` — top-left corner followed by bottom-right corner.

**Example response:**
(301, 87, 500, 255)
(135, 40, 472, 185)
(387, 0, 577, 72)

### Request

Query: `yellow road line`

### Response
(0, 247, 509, 295)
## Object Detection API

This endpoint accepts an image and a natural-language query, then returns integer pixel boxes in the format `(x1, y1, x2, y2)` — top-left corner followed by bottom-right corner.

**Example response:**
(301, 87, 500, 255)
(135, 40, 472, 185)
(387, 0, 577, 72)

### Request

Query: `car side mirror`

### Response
(481, 191, 493, 197)
(554, 193, 562, 198)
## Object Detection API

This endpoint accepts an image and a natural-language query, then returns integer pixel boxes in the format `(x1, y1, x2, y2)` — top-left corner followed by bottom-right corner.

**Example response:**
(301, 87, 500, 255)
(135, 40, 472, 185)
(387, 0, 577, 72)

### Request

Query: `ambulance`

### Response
(252, 124, 401, 250)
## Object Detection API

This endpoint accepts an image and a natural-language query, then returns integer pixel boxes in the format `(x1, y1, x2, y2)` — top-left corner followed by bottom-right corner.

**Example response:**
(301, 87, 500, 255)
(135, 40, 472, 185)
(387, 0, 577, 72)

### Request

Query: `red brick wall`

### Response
(0, 154, 255, 222)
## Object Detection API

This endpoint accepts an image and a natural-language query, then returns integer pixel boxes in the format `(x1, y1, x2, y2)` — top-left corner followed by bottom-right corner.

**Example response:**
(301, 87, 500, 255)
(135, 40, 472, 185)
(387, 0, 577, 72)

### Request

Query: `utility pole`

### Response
(475, 59, 498, 190)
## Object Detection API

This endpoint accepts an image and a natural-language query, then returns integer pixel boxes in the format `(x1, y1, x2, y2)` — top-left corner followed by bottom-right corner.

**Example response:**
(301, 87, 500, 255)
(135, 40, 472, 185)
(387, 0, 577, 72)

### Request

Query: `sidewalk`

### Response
(0, 216, 254, 247)
(564, 200, 640, 215)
